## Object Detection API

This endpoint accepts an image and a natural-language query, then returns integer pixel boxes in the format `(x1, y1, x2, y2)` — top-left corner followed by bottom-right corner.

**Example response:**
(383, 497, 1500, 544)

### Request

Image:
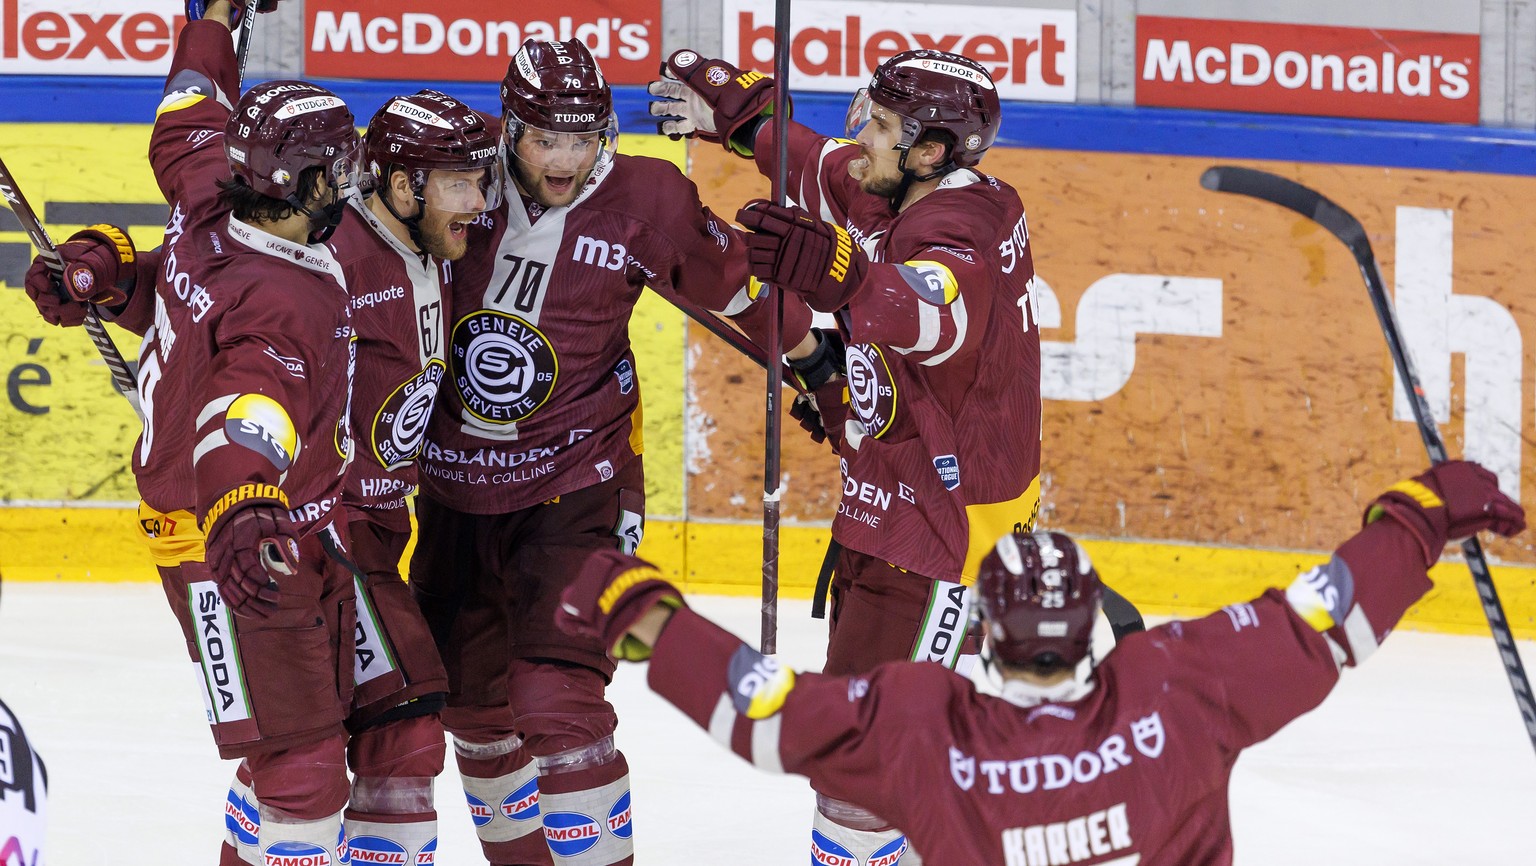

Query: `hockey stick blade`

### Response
(1200, 166, 1374, 263)
(1202, 164, 1536, 755)
(0, 155, 143, 417)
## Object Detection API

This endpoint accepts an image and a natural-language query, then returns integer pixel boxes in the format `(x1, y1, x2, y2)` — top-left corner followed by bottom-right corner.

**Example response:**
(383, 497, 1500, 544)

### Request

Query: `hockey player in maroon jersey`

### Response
(102, 3, 362, 861)
(310, 89, 501, 861)
(652, 48, 1043, 859)
(407, 38, 804, 866)
(22, 81, 500, 859)
(559, 460, 1524, 864)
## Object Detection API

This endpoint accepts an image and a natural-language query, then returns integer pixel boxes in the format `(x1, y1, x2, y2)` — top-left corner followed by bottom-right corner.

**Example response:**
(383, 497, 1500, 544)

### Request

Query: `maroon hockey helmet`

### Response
(364, 89, 503, 213)
(226, 80, 362, 204)
(501, 39, 614, 134)
(976, 530, 1103, 669)
(846, 49, 1001, 170)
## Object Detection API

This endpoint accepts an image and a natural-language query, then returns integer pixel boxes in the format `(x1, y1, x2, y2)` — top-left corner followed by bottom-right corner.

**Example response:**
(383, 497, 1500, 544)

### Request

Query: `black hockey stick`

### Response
(757, 0, 793, 654)
(1201, 165, 1536, 756)
(234, 2, 258, 86)
(0, 156, 143, 417)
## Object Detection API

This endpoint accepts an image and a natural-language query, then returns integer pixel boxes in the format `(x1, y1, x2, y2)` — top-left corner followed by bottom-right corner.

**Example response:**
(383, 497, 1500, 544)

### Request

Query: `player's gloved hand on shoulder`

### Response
(205, 501, 300, 617)
(737, 200, 867, 312)
(1365, 460, 1525, 566)
(557, 549, 687, 662)
(23, 224, 137, 327)
(648, 50, 778, 156)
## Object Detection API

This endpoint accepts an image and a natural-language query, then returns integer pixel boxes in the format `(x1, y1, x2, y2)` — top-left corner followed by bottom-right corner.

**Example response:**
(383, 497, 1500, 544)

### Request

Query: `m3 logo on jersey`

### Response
(607, 791, 633, 839)
(573, 235, 629, 272)
(542, 812, 602, 857)
(373, 359, 446, 469)
(225, 393, 298, 470)
(450, 310, 559, 424)
(846, 343, 896, 437)
(501, 778, 541, 822)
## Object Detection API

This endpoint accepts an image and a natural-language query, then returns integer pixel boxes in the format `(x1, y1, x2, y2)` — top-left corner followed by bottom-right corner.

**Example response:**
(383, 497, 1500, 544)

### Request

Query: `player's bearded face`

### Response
(848, 104, 906, 199)
(415, 167, 494, 261)
(512, 128, 604, 208)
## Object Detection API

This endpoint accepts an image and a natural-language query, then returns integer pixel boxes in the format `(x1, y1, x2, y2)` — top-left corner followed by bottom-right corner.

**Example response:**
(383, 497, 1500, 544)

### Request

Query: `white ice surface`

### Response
(1, 583, 1533, 864)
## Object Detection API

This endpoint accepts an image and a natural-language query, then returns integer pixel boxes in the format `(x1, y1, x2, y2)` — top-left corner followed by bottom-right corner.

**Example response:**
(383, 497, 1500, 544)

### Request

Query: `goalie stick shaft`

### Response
(758, 0, 794, 654)
(0, 156, 142, 417)
(1201, 165, 1536, 756)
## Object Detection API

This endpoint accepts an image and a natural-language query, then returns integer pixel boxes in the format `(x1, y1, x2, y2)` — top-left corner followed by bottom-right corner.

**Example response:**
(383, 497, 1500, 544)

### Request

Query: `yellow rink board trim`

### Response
(4, 507, 1531, 639)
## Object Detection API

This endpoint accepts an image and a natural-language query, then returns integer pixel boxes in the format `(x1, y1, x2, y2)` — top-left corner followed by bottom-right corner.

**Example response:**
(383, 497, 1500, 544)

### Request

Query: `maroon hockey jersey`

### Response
(134, 20, 353, 534)
(328, 198, 448, 532)
(647, 519, 1435, 865)
(419, 153, 753, 513)
(758, 125, 1042, 583)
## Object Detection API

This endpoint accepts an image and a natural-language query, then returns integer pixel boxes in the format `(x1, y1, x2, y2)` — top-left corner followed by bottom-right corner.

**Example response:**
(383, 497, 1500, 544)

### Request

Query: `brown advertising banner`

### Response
(685, 143, 1536, 568)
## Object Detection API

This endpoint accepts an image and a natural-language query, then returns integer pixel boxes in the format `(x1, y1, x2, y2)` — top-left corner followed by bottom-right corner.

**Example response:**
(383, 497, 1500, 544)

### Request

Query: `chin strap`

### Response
(378, 190, 427, 251)
(887, 146, 956, 210)
(287, 186, 351, 245)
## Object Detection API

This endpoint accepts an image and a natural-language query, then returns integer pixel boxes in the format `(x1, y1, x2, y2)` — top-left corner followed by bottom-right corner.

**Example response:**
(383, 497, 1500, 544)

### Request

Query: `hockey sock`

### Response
(814, 796, 917, 866)
(535, 736, 633, 866)
(454, 735, 553, 866)
(222, 761, 261, 866)
(257, 806, 347, 866)
(345, 714, 444, 864)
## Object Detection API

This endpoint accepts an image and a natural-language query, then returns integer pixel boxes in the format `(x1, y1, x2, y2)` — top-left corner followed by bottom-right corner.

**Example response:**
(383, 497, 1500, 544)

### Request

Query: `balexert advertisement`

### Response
(722, 0, 1077, 102)
(0, 0, 183, 74)
(1136, 16, 1479, 124)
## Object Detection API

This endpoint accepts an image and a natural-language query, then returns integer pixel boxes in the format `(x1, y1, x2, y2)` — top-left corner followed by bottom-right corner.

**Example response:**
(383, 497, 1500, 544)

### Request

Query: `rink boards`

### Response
(1, 106, 1533, 638)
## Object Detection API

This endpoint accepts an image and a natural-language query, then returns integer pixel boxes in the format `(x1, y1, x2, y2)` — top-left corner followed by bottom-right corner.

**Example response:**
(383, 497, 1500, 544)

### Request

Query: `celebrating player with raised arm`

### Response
(22, 81, 502, 859)
(559, 460, 1524, 864)
(405, 38, 806, 866)
(137, 4, 363, 860)
(652, 47, 1043, 860)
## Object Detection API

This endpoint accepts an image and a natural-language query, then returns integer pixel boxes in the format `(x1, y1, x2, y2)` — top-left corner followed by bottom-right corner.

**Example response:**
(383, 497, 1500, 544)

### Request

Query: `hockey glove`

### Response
(1365, 460, 1525, 567)
(785, 329, 850, 450)
(648, 50, 778, 156)
(789, 379, 850, 454)
(737, 201, 868, 312)
(557, 549, 687, 662)
(205, 500, 300, 617)
(23, 224, 136, 326)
